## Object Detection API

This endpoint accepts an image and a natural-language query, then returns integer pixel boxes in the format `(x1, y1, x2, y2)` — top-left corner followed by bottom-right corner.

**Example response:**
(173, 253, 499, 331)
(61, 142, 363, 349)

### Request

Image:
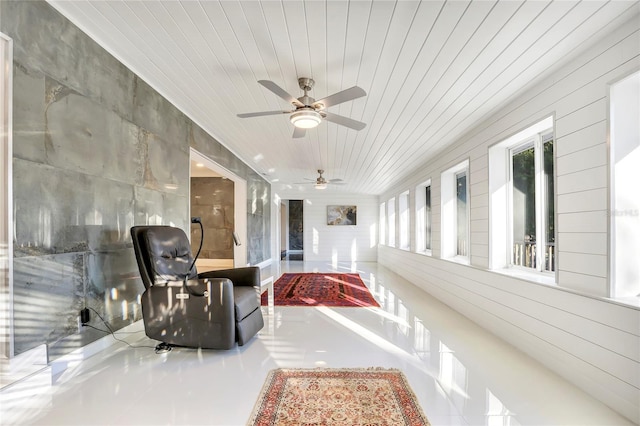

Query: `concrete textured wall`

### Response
(1, 0, 270, 359)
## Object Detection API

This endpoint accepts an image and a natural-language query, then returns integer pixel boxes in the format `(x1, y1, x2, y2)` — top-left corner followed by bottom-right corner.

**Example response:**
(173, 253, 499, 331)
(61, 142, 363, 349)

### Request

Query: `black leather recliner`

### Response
(130, 225, 264, 349)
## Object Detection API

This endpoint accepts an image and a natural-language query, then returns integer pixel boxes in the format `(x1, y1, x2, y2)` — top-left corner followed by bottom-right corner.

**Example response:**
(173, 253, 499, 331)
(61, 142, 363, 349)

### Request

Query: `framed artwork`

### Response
(327, 205, 357, 226)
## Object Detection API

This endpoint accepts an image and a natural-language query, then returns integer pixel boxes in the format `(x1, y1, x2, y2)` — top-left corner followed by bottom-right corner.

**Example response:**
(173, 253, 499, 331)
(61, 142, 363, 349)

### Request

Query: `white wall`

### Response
(274, 190, 378, 263)
(377, 16, 640, 423)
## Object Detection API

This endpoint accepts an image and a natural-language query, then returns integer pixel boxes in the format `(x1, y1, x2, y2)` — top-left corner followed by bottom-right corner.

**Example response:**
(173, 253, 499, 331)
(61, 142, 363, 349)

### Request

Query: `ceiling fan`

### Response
(295, 169, 346, 190)
(237, 78, 367, 138)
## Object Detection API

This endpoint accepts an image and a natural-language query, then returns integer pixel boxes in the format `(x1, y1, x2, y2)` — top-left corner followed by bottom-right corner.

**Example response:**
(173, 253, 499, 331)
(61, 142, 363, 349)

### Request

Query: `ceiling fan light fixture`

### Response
(315, 183, 327, 190)
(290, 109, 321, 129)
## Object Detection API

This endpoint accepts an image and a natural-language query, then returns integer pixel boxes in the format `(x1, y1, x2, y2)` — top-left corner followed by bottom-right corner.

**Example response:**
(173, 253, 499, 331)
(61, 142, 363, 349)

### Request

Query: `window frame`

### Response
(488, 116, 556, 283)
(508, 133, 554, 275)
(441, 160, 470, 263)
(609, 71, 640, 300)
(387, 197, 396, 248)
(415, 179, 432, 255)
(398, 191, 410, 251)
(379, 202, 386, 246)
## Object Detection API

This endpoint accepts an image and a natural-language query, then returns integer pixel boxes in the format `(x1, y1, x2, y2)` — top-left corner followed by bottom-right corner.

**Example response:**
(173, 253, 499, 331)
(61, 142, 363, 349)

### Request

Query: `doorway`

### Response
(281, 200, 303, 261)
(190, 149, 247, 269)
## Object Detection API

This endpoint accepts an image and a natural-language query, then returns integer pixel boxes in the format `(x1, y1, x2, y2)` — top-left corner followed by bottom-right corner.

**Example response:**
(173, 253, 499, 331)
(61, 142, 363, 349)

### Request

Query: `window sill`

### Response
(445, 255, 470, 266)
(416, 249, 433, 257)
(493, 267, 556, 286)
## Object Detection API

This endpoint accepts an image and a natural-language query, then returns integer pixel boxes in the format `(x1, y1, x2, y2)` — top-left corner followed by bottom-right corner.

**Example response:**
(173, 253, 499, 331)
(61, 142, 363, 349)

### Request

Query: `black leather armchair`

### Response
(130, 225, 264, 349)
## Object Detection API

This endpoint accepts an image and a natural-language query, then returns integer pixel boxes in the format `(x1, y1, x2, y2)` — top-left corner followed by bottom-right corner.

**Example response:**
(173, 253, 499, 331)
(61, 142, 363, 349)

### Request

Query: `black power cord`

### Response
(188, 216, 203, 275)
(80, 306, 160, 351)
(183, 217, 207, 298)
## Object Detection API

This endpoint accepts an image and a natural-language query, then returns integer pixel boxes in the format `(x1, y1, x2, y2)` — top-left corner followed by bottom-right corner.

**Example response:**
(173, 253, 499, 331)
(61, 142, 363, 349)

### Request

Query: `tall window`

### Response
(510, 134, 554, 271)
(398, 191, 410, 250)
(441, 161, 469, 262)
(489, 116, 555, 278)
(425, 185, 432, 251)
(379, 202, 386, 245)
(415, 180, 432, 254)
(610, 71, 640, 299)
(456, 171, 468, 257)
(387, 197, 396, 247)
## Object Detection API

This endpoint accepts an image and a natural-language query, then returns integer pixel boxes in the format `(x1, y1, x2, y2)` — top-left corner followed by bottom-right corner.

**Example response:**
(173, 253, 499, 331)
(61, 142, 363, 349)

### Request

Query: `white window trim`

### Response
(379, 202, 386, 246)
(489, 116, 556, 284)
(415, 179, 432, 255)
(398, 191, 410, 251)
(387, 197, 396, 248)
(441, 160, 470, 263)
(609, 71, 640, 300)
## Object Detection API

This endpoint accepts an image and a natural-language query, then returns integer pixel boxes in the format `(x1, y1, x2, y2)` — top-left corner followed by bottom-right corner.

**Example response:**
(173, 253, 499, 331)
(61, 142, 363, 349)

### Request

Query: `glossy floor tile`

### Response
(0, 261, 632, 425)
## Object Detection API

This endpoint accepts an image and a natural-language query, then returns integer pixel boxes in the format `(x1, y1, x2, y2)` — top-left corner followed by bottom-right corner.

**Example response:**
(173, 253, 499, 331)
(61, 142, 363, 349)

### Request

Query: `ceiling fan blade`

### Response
(323, 112, 366, 131)
(237, 110, 289, 118)
(313, 86, 366, 109)
(258, 80, 304, 107)
(292, 127, 306, 138)
(328, 178, 344, 183)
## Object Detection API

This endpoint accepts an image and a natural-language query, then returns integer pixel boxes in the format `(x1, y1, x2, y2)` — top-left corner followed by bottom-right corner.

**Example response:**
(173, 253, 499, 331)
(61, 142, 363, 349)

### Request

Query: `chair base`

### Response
(237, 308, 264, 346)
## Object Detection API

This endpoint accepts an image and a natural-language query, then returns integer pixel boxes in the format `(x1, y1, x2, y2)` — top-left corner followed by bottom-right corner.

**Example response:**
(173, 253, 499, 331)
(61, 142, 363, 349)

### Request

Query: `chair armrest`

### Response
(198, 266, 260, 287)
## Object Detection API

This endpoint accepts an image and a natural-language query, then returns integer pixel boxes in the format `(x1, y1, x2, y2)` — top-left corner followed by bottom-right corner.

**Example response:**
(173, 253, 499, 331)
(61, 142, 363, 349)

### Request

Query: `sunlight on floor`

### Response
(0, 261, 633, 426)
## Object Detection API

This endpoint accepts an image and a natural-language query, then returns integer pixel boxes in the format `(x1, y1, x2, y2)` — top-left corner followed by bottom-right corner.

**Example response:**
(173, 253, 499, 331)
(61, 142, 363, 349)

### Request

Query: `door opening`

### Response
(190, 149, 247, 269)
(282, 200, 303, 261)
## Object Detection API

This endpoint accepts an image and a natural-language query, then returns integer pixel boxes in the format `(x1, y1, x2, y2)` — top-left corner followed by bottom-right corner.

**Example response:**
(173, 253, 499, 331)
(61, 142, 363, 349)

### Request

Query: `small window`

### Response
(610, 71, 640, 299)
(415, 180, 432, 253)
(399, 191, 410, 250)
(387, 198, 396, 247)
(456, 171, 469, 257)
(510, 135, 554, 272)
(489, 116, 555, 279)
(442, 161, 470, 262)
(379, 202, 386, 246)
(425, 185, 432, 250)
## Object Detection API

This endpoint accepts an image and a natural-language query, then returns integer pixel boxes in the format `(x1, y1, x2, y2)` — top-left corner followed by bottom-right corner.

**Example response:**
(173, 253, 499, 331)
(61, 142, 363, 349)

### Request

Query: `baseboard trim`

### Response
(50, 320, 145, 379)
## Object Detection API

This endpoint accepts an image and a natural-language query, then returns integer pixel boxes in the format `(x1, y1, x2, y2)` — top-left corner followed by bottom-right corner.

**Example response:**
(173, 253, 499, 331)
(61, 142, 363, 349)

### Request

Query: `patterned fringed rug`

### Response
(247, 368, 430, 426)
(261, 273, 380, 307)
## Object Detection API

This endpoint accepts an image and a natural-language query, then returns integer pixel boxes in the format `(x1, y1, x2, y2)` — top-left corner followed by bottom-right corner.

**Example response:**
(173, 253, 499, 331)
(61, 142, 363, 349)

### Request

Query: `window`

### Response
(441, 161, 469, 262)
(510, 134, 554, 271)
(610, 71, 640, 299)
(489, 116, 555, 277)
(425, 185, 432, 250)
(456, 171, 468, 257)
(398, 191, 410, 250)
(387, 197, 396, 247)
(379, 202, 386, 245)
(415, 180, 432, 253)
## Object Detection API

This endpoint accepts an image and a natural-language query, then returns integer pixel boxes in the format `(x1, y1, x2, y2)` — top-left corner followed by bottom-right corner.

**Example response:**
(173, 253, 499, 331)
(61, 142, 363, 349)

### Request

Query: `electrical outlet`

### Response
(80, 308, 90, 324)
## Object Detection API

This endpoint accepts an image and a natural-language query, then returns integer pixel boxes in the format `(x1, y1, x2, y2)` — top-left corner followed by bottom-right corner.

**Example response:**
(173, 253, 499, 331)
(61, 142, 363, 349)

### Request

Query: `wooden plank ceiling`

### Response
(48, 0, 638, 195)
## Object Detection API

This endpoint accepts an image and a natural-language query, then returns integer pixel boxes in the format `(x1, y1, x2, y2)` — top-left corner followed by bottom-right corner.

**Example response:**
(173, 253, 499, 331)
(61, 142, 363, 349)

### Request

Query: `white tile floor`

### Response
(0, 261, 633, 425)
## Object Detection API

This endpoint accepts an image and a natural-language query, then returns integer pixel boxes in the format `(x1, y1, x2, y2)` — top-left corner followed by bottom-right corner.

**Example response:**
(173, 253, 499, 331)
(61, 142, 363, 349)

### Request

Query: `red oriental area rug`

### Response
(261, 273, 379, 307)
(248, 368, 430, 426)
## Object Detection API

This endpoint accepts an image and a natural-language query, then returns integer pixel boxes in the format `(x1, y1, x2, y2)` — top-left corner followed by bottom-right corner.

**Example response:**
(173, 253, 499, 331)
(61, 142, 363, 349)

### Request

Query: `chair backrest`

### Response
(130, 226, 197, 289)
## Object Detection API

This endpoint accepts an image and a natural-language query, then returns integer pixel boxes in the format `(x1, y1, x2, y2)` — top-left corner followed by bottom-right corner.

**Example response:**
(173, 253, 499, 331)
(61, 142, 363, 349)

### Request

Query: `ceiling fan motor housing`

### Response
(298, 77, 314, 91)
(297, 78, 318, 107)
